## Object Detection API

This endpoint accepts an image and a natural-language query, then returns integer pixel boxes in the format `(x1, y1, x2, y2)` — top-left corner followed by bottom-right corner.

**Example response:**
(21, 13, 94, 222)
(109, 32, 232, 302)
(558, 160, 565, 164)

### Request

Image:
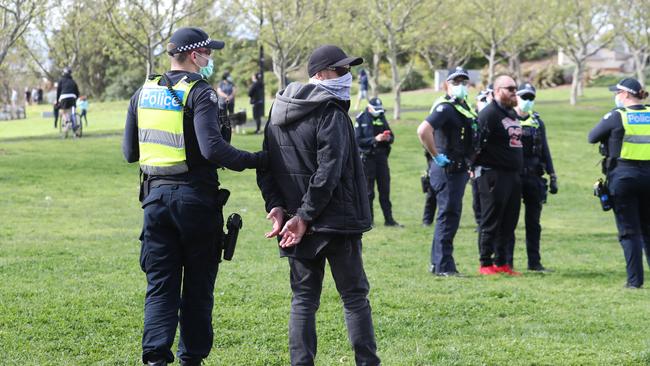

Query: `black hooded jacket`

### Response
(257, 82, 372, 239)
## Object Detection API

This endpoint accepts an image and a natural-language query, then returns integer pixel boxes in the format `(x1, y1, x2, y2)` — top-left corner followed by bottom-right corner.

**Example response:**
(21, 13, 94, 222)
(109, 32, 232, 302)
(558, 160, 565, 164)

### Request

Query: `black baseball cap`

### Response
(609, 78, 642, 95)
(368, 97, 384, 113)
(447, 67, 469, 81)
(516, 83, 536, 97)
(308, 45, 363, 77)
(167, 27, 225, 56)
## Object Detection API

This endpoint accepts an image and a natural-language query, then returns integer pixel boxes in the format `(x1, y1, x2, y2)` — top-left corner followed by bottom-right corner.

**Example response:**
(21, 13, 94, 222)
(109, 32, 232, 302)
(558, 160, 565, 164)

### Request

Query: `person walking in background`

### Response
(217, 71, 236, 114)
(248, 72, 264, 134)
(355, 97, 402, 227)
(588, 78, 650, 289)
(258, 44, 380, 366)
(354, 68, 369, 111)
(78, 96, 89, 126)
(24, 87, 31, 106)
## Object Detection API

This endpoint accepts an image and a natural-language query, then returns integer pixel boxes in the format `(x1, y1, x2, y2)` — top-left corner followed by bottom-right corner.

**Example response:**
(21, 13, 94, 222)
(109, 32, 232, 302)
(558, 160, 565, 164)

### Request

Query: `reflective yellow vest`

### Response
(430, 95, 478, 119)
(618, 106, 650, 161)
(137, 75, 199, 175)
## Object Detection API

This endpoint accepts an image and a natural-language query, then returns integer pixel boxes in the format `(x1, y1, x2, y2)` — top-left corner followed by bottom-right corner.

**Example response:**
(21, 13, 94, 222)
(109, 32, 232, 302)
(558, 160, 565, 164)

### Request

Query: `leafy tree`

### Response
(0, 0, 41, 67)
(547, 0, 613, 105)
(613, 1, 650, 85)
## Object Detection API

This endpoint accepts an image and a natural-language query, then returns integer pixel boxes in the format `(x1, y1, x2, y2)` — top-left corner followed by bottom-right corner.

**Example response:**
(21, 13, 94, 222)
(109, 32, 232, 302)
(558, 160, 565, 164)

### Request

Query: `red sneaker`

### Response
(479, 265, 499, 275)
(494, 265, 522, 276)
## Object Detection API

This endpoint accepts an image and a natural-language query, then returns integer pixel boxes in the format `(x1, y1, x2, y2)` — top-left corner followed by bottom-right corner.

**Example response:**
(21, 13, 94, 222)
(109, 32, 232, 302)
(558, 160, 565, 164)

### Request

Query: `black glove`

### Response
(549, 175, 558, 194)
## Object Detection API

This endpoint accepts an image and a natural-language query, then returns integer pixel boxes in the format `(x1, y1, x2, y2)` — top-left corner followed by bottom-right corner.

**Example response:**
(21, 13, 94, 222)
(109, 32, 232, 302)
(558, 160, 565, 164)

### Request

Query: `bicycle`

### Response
(59, 105, 82, 139)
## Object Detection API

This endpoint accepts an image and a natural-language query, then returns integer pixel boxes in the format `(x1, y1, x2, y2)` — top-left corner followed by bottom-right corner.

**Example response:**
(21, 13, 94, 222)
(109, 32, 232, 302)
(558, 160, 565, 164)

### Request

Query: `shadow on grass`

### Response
(1, 130, 123, 143)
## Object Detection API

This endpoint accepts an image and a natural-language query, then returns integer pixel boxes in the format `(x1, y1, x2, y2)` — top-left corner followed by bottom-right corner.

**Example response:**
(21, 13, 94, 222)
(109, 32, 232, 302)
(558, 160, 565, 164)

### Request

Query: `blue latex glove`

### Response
(433, 153, 451, 167)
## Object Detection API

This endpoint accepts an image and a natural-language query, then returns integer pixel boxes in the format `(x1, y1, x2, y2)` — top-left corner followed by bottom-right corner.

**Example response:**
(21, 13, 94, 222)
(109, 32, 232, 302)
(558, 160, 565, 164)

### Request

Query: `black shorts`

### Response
(59, 97, 76, 109)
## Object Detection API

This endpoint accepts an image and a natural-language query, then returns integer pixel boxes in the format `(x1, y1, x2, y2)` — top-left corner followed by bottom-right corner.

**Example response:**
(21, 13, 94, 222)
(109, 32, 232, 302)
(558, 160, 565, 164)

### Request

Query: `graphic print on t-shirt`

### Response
(501, 117, 522, 148)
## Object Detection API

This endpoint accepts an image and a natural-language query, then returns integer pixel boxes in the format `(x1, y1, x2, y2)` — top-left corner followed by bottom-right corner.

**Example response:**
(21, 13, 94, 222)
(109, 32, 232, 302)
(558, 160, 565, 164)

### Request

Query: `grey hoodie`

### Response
(270, 82, 338, 126)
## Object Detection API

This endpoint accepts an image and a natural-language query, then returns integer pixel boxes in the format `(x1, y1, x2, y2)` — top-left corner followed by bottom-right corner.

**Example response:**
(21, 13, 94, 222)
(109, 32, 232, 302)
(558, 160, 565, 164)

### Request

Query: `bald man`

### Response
(474, 75, 523, 276)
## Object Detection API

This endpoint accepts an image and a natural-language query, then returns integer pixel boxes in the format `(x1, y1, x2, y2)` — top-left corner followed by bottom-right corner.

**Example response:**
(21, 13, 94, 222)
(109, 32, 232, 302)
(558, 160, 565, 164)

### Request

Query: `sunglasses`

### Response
(519, 94, 535, 101)
(500, 86, 517, 93)
(328, 65, 351, 76)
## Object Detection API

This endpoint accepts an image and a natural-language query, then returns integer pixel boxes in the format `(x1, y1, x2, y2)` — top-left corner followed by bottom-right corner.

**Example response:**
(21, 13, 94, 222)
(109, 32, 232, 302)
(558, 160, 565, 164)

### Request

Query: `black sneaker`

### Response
(436, 271, 463, 277)
(528, 264, 552, 272)
(428, 264, 436, 274)
(147, 361, 168, 366)
(384, 219, 404, 227)
(422, 221, 432, 227)
(625, 283, 642, 289)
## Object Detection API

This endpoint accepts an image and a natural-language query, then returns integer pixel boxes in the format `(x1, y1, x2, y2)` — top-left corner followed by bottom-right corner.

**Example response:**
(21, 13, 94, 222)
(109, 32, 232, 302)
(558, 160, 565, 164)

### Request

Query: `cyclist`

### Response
(56, 67, 80, 135)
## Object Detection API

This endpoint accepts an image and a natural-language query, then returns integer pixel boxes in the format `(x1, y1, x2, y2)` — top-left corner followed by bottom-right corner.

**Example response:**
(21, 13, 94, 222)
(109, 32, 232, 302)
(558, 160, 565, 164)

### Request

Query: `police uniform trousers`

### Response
(287, 234, 380, 366)
(363, 149, 394, 223)
(140, 183, 223, 364)
(429, 164, 469, 273)
(477, 169, 521, 267)
(506, 173, 546, 268)
(608, 161, 650, 288)
(471, 178, 481, 226)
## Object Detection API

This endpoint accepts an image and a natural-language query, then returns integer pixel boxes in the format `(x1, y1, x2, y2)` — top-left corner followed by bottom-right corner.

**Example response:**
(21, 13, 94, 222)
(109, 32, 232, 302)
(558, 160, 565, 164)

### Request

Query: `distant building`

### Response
(558, 39, 635, 74)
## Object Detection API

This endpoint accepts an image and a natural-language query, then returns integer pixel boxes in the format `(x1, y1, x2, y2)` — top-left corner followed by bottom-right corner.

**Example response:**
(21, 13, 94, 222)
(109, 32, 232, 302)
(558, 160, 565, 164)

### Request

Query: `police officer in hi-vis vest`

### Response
(506, 83, 557, 271)
(588, 78, 650, 289)
(417, 67, 477, 276)
(122, 27, 266, 366)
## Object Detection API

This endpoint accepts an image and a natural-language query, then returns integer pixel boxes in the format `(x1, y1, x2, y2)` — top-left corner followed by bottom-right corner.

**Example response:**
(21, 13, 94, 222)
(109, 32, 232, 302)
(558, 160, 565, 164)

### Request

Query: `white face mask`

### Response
(614, 93, 625, 108)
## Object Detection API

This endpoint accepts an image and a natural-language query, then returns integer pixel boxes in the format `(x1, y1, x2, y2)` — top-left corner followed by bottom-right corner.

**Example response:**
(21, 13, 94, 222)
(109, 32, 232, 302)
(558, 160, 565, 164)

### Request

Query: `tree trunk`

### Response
(368, 51, 381, 98)
(570, 63, 582, 106)
(488, 45, 497, 84)
(387, 50, 401, 120)
(632, 50, 647, 86)
(508, 52, 522, 82)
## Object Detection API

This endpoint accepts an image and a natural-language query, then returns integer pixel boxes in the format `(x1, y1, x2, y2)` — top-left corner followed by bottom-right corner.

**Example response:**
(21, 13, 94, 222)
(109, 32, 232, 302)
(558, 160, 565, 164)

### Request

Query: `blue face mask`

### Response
(614, 94, 625, 108)
(518, 98, 534, 112)
(450, 84, 468, 100)
(195, 53, 214, 78)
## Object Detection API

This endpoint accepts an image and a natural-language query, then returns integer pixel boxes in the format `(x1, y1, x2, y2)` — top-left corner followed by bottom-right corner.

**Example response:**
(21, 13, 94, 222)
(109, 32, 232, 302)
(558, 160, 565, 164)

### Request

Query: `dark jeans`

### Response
(506, 174, 546, 268)
(287, 235, 380, 366)
(140, 184, 222, 364)
(609, 163, 650, 287)
(363, 150, 393, 223)
(429, 165, 469, 273)
(477, 169, 521, 267)
(252, 102, 264, 132)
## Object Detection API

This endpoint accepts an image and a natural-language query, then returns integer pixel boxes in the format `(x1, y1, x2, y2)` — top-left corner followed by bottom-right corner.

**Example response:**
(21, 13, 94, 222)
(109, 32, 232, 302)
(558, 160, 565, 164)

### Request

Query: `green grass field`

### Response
(1, 87, 649, 365)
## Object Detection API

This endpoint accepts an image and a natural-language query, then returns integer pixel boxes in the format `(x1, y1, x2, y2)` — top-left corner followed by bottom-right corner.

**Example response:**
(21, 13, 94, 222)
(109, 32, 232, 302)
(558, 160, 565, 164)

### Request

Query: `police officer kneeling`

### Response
(355, 97, 402, 227)
(122, 27, 266, 365)
(588, 78, 650, 289)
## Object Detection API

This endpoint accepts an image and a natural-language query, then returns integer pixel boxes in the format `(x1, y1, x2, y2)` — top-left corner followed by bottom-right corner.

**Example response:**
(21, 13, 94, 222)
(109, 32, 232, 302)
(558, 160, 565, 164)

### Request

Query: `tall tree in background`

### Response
(103, 0, 205, 76)
(0, 0, 40, 67)
(464, 0, 531, 83)
(358, 0, 427, 120)
(547, 0, 612, 105)
(614, 1, 650, 85)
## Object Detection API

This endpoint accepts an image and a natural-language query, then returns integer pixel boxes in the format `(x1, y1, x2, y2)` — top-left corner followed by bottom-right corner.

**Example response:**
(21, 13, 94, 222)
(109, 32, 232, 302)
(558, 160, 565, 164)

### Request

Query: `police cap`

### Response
(446, 66, 469, 81)
(608, 78, 643, 96)
(167, 27, 225, 56)
(368, 97, 384, 113)
(308, 45, 363, 77)
(516, 83, 536, 97)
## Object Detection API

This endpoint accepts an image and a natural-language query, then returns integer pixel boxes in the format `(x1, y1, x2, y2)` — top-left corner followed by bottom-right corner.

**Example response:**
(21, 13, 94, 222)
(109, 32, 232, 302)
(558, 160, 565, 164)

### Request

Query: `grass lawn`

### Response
(1, 87, 648, 365)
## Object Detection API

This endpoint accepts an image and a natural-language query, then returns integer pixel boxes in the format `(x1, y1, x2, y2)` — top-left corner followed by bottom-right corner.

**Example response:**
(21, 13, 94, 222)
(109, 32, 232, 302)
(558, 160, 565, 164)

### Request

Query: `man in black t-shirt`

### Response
(474, 75, 523, 276)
